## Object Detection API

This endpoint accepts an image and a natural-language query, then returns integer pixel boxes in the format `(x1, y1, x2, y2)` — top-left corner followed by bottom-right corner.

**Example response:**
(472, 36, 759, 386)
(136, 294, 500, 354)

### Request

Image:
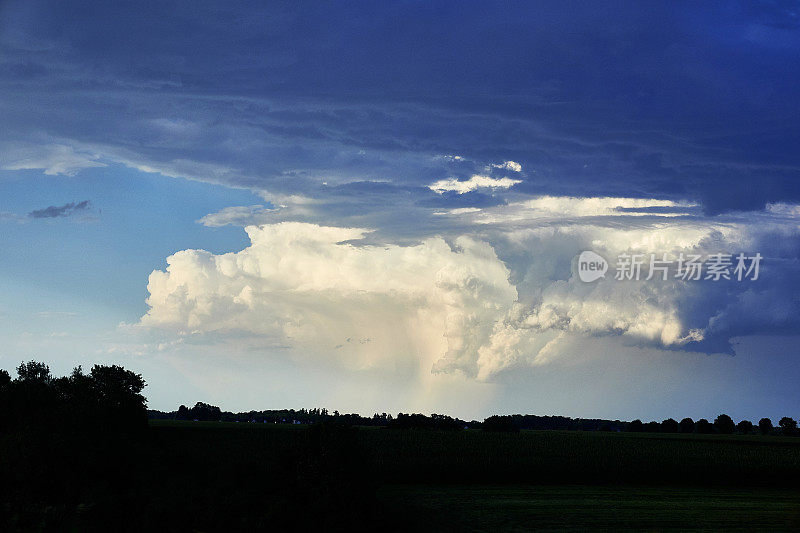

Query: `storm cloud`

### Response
(1, 1, 799, 214)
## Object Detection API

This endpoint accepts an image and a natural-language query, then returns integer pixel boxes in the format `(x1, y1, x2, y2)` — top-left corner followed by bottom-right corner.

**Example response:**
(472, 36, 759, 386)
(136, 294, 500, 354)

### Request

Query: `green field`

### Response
(4, 421, 800, 531)
(377, 485, 800, 531)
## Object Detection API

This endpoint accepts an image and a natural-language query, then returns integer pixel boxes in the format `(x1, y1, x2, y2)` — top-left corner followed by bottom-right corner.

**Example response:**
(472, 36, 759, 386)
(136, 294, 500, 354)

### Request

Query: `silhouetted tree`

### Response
(0, 369, 9, 430)
(482, 415, 519, 432)
(661, 418, 679, 433)
(88, 364, 147, 428)
(695, 419, 713, 434)
(176, 404, 190, 420)
(187, 402, 222, 421)
(779, 417, 797, 437)
(643, 421, 660, 432)
(679, 417, 694, 433)
(759, 418, 773, 435)
(385, 412, 465, 430)
(737, 420, 754, 434)
(714, 414, 735, 434)
(627, 419, 643, 432)
(0, 361, 147, 433)
(16, 361, 51, 383)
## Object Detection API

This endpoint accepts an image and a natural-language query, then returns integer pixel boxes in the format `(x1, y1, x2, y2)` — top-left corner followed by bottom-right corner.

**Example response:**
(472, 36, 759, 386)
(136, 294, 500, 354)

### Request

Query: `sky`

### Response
(1, 0, 800, 422)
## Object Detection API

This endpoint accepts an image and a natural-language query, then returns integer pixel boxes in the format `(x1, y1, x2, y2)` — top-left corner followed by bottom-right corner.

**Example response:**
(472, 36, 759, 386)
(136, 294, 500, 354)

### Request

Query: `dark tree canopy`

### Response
(695, 419, 713, 434)
(643, 421, 660, 432)
(737, 420, 754, 435)
(16, 361, 52, 383)
(779, 417, 798, 437)
(177, 404, 191, 419)
(89, 365, 145, 401)
(627, 419, 643, 432)
(661, 418, 679, 433)
(176, 401, 223, 421)
(679, 418, 694, 433)
(481, 415, 519, 432)
(759, 418, 774, 435)
(0, 361, 147, 433)
(714, 414, 735, 434)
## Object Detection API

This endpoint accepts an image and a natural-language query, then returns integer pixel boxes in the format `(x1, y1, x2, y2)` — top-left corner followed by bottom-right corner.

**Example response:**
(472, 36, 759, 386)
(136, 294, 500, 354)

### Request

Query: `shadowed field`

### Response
(150, 420, 800, 486)
(377, 485, 800, 531)
(3, 421, 800, 531)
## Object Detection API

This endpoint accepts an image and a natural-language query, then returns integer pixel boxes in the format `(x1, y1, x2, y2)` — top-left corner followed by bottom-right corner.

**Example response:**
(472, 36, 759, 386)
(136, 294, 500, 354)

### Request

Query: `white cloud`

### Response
(198, 205, 274, 227)
(142, 222, 518, 377)
(491, 160, 522, 172)
(453, 196, 698, 223)
(197, 193, 328, 228)
(436, 154, 465, 162)
(433, 207, 483, 216)
(429, 174, 522, 194)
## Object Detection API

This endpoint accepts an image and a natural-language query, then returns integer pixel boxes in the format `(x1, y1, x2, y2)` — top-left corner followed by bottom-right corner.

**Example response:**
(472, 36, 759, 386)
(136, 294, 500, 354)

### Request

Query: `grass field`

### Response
(141, 421, 800, 529)
(5, 420, 800, 531)
(149, 420, 800, 486)
(377, 485, 800, 531)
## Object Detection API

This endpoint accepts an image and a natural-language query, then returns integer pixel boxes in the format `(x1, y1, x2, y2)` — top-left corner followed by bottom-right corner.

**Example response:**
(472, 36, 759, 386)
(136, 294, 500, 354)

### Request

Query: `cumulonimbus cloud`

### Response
(141, 197, 800, 380)
(141, 222, 518, 377)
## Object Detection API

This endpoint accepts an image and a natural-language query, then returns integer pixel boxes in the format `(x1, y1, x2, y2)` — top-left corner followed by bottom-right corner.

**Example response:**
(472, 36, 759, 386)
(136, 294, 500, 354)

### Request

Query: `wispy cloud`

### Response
(0, 211, 26, 223)
(197, 205, 274, 227)
(491, 160, 522, 172)
(0, 143, 106, 176)
(429, 175, 522, 194)
(28, 200, 91, 219)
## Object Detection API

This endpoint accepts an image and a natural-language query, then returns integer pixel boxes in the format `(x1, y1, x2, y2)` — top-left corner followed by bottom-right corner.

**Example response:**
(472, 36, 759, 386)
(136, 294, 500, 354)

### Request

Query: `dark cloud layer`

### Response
(0, 0, 799, 213)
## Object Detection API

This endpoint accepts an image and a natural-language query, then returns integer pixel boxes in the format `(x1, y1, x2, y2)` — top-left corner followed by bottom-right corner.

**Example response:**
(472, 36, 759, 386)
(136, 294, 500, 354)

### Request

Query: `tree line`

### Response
(625, 414, 798, 436)
(152, 401, 800, 436)
(2, 361, 797, 437)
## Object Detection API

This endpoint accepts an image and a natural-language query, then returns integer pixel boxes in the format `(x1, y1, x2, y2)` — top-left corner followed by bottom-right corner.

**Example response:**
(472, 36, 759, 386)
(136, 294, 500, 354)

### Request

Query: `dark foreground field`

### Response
(3, 421, 800, 531)
(378, 485, 800, 531)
